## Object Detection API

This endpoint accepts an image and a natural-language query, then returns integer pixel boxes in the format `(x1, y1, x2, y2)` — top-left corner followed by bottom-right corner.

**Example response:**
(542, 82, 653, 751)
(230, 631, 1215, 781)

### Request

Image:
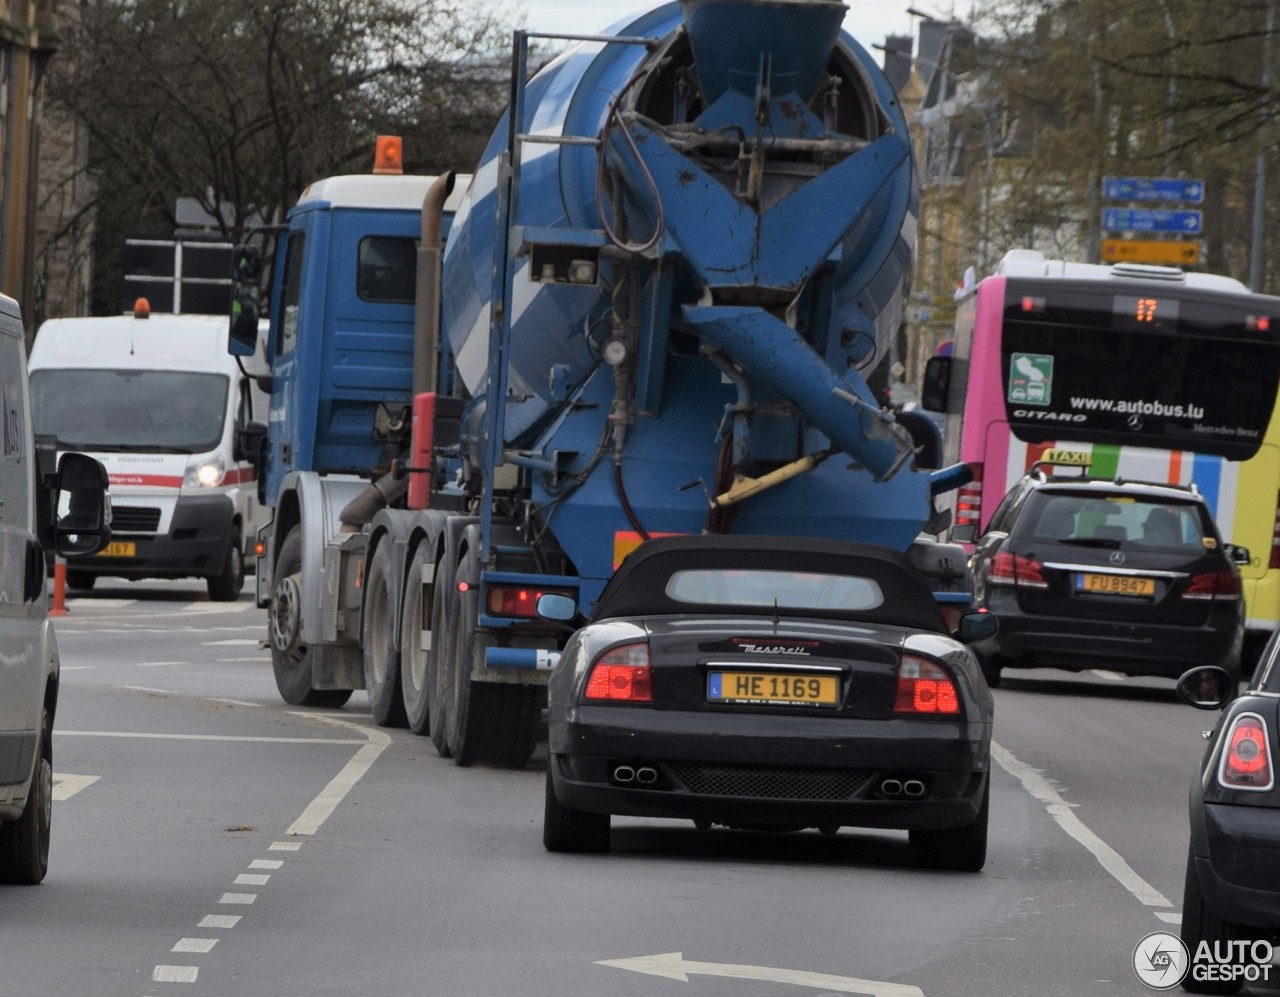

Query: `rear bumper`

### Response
(1194, 803, 1280, 928)
(549, 706, 990, 831)
(978, 593, 1241, 675)
(67, 493, 234, 580)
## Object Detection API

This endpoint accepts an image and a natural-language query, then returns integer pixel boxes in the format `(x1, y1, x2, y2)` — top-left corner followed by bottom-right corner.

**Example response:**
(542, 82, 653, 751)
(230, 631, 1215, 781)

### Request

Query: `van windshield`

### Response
(30, 369, 228, 453)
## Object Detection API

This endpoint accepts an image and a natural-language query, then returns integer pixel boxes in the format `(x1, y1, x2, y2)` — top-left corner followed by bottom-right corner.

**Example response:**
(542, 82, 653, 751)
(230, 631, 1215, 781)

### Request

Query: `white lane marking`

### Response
(59, 731, 363, 745)
(249, 860, 283, 870)
(198, 915, 241, 928)
(204, 639, 262, 646)
(153, 965, 198, 983)
(61, 665, 95, 671)
(284, 714, 391, 837)
(52, 774, 99, 801)
(210, 698, 262, 708)
(122, 685, 170, 695)
(235, 874, 270, 886)
(1156, 912, 1183, 924)
(1090, 669, 1125, 681)
(598, 953, 924, 996)
(172, 938, 218, 954)
(992, 741, 1172, 907)
(215, 658, 270, 663)
(137, 661, 184, 668)
(270, 841, 302, 851)
(219, 893, 257, 905)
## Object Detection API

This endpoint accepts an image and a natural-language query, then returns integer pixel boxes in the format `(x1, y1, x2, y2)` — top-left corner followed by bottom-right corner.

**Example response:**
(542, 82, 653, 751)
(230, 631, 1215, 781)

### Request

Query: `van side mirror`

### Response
(55, 452, 111, 557)
(922, 356, 951, 413)
(537, 593, 578, 622)
(229, 244, 262, 357)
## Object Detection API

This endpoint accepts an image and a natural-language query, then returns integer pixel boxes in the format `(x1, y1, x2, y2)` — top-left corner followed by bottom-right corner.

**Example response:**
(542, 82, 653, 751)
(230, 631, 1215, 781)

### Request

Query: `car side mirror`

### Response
(537, 593, 577, 622)
(950, 523, 978, 544)
(55, 452, 111, 557)
(1225, 544, 1251, 566)
(1176, 665, 1235, 710)
(234, 420, 268, 463)
(956, 610, 998, 642)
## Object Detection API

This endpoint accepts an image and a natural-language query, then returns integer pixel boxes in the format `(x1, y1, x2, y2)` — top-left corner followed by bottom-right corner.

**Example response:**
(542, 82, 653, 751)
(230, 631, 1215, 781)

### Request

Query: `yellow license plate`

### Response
(1080, 573, 1155, 597)
(96, 541, 136, 558)
(708, 671, 840, 708)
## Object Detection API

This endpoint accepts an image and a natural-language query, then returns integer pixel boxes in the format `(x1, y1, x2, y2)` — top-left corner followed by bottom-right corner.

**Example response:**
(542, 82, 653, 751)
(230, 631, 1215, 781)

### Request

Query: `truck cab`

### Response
(0, 292, 109, 883)
(27, 307, 266, 600)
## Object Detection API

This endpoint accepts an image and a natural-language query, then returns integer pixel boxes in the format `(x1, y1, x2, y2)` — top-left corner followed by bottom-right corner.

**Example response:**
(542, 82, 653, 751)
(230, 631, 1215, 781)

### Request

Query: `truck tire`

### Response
(448, 543, 541, 769)
(428, 550, 456, 758)
(543, 766, 609, 853)
(362, 542, 407, 727)
(399, 543, 433, 735)
(0, 707, 52, 884)
(207, 529, 244, 601)
(270, 526, 352, 708)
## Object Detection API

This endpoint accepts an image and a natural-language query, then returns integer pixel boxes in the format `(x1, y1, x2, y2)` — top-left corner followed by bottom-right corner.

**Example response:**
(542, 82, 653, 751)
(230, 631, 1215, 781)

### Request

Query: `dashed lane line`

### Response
(59, 730, 364, 745)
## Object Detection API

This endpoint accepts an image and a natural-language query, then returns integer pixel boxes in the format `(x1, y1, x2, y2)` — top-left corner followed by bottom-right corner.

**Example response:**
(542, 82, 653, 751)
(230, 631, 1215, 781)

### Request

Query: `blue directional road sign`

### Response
(1102, 207, 1202, 234)
(1102, 176, 1206, 203)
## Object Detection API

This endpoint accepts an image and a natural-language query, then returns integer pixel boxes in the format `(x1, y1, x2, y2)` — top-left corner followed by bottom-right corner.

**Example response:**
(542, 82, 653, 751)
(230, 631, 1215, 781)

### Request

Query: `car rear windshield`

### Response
(666, 569, 883, 612)
(1020, 491, 1209, 549)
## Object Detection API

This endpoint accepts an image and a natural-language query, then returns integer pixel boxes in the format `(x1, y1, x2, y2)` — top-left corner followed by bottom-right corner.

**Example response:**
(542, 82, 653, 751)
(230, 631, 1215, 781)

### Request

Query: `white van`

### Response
(0, 292, 109, 883)
(27, 306, 267, 600)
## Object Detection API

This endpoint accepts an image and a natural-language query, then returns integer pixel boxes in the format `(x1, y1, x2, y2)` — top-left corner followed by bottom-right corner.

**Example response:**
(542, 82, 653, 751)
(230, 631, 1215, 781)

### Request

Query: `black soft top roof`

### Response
(591, 535, 949, 633)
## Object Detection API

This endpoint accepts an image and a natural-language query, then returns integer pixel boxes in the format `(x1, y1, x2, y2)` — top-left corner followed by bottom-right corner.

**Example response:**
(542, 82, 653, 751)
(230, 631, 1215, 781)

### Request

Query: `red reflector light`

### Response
(1249, 315, 1272, 332)
(485, 585, 571, 618)
(987, 550, 1048, 588)
(583, 643, 653, 703)
(254, 541, 266, 558)
(894, 656, 961, 715)
(1219, 714, 1274, 790)
(1021, 296, 1046, 313)
(1183, 570, 1241, 601)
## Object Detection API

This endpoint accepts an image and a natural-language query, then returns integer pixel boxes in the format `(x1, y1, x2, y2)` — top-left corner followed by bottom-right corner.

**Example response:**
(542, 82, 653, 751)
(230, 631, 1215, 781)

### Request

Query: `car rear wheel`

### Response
(0, 707, 52, 884)
(1180, 852, 1245, 994)
(910, 777, 989, 872)
(65, 570, 95, 590)
(543, 766, 610, 853)
(978, 653, 1004, 689)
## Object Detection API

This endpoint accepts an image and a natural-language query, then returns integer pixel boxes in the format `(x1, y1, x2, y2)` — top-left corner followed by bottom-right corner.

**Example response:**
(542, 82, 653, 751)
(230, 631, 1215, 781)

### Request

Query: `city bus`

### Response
(921, 248, 1280, 656)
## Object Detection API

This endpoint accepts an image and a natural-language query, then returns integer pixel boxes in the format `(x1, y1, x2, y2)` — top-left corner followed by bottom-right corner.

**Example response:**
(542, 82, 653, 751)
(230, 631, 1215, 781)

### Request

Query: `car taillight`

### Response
(894, 655, 961, 715)
(583, 642, 653, 703)
(485, 585, 571, 618)
(1219, 713, 1274, 791)
(1183, 570, 1241, 601)
(987, 551, 1048, 588)
(955, 466, 983, 532)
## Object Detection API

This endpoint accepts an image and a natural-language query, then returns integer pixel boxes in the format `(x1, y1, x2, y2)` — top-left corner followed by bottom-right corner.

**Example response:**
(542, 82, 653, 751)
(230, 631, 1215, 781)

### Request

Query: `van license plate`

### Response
(1079, 573, 1154, 597)
(96, 541, 136, 558)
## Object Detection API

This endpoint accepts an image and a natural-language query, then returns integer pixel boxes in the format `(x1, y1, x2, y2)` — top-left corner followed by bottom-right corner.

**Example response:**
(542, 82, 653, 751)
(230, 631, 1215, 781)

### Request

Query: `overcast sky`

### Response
(515, 1, 972, 53)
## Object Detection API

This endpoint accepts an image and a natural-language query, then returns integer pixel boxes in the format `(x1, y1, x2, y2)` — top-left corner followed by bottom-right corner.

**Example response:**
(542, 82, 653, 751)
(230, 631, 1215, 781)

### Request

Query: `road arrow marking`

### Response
(52, 773, 99, 800)
(597, 953, 925, 996)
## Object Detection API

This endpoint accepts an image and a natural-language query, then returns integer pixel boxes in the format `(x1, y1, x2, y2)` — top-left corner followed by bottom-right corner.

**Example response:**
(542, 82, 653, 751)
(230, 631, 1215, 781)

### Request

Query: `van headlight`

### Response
(183, 454, 226, 489)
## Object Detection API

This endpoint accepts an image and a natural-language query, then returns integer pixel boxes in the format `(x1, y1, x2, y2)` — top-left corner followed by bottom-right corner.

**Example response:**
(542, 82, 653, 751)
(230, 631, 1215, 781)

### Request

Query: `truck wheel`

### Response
(399, 543, 433, 735)
(362, 542, 407, 727)
(543, 765, 609, 853)
(270, 526, 351, 708)
(65, 570, 95, 590)
(0, 707, 52, 884)
(448, 543, 541, 769)
(428, 553, 456, 758)
(207, 529, 244, 602)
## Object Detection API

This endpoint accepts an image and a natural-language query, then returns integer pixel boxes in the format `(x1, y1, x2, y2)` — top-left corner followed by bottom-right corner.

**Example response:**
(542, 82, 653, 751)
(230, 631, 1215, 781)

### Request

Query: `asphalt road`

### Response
(2, 576, 1277, 997)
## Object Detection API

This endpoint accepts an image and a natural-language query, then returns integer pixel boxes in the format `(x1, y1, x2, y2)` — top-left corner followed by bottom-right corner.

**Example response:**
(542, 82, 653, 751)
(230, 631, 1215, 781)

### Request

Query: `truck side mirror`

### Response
(55, 452, 111, 557)
(234, 420, 268, 463)
(922, 356, 951, 413)
(229, 245, 262, 357)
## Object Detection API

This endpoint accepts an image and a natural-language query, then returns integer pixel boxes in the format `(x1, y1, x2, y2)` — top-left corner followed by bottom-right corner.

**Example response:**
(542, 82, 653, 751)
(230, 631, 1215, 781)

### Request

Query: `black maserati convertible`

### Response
(539, 535, 999, 870)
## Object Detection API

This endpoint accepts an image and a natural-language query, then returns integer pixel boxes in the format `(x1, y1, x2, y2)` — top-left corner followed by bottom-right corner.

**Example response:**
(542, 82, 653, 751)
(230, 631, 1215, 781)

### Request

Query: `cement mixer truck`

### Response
(228, 0, 971, 766)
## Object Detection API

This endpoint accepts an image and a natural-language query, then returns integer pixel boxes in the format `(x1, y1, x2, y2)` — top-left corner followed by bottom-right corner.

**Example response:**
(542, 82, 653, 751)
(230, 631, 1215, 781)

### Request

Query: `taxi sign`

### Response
(1039, 449, 1091, 466)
